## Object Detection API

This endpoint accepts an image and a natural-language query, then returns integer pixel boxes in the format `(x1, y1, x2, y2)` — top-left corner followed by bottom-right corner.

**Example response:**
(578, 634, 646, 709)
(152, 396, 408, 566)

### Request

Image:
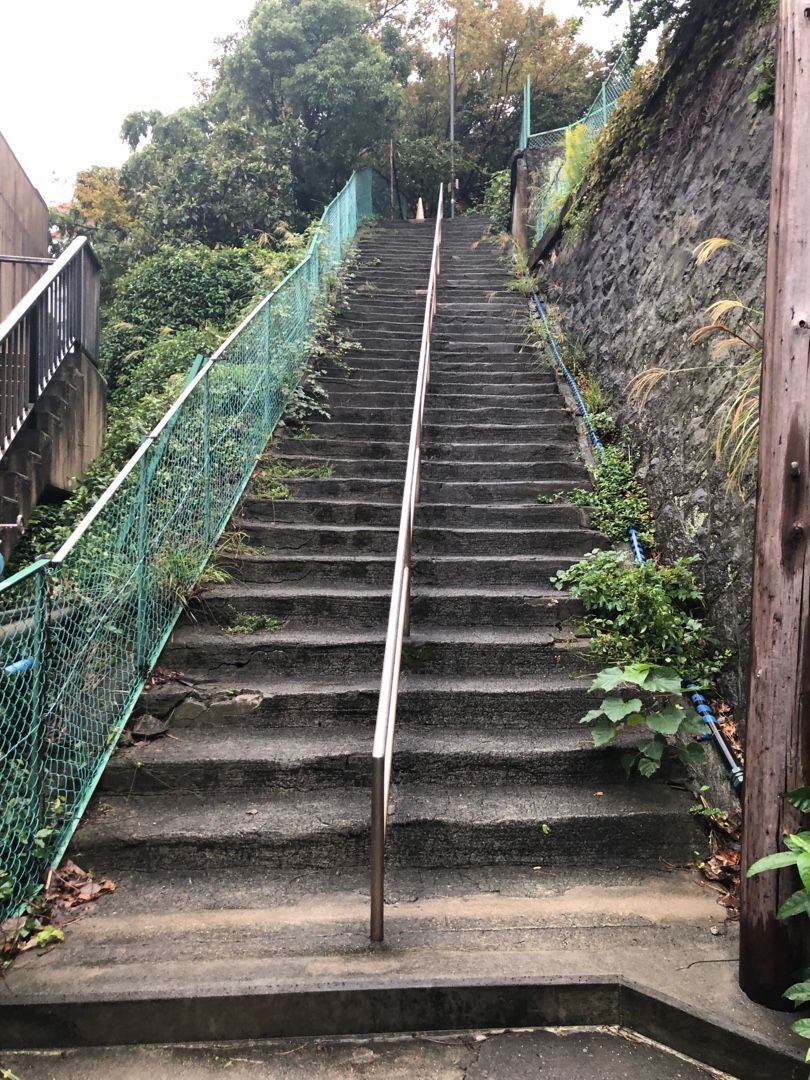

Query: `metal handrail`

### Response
(370, 184, 444, 943)
(0, 235, 101, 458)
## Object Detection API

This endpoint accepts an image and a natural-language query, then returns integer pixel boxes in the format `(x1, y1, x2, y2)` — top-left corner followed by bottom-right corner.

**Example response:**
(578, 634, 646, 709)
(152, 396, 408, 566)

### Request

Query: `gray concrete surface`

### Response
(0, 1027, 729, 1079)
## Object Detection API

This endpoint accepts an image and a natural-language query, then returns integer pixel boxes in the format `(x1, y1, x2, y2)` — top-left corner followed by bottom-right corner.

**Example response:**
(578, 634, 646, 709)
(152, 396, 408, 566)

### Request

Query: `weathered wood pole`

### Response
(739, 0, 810, 1007)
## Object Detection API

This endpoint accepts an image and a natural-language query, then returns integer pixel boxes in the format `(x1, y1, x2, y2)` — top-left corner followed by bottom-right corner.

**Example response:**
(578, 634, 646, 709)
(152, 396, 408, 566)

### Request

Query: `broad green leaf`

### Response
(646, 703, 686, 735)
(777, 889, 810, 921)
(639, 737, 664, 763)
(641, 667, 683, 695)
(680, 713, 708, 737)
(678, 742, 706, 766)
(797, 852, 810, 892)
(787, 786, 810, 813)
(602, 696, 643, 723)
(783, 980, 810, 1005)
(791, 1018, 810, 1039)
(580, 709, 604, 725)
(591, 717, 619, 748)
(626, 713, 647, 726)
(747, 851, 800, 876)
(638, 755, 660, 778)
(590, 667, 628, 692)
(786, 831, 810, 854)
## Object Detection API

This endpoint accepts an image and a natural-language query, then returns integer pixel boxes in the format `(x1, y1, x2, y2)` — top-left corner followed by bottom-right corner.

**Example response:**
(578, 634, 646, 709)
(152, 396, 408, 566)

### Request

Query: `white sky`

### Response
(1, 0, 633, 206)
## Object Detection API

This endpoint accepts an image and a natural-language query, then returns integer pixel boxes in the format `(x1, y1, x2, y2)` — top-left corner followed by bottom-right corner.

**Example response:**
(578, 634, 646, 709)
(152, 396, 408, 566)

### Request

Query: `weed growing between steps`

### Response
(224, 612, 286, 635)
(251, 459, 335, 501)
(526, 293, 731, 780)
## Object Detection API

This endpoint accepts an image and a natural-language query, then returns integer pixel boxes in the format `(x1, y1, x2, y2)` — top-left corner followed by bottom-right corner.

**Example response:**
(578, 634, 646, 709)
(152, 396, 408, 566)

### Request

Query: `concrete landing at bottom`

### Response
(0, 1027, 731, 1080)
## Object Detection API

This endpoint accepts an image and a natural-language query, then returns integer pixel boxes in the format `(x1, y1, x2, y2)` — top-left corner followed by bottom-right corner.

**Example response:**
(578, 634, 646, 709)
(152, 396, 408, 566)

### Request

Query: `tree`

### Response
(397, 0, 602, 204)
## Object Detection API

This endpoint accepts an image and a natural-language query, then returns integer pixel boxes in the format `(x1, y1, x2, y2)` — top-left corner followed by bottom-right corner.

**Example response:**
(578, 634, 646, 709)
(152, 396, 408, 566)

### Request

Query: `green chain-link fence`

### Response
(0, 166, 396, 920)
(522, 54, 634, 241)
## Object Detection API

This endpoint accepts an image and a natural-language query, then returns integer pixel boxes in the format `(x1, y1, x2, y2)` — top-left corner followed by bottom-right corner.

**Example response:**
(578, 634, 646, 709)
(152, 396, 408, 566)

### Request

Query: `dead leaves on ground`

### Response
(1, 861, 114, 965)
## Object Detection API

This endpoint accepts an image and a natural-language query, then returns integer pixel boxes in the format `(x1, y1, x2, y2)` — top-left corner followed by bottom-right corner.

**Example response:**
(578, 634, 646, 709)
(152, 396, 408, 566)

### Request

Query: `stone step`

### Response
(99, 726, 640, 795)
(303, 421, 577, 442)
(275, 437, 572, 462)
(326, 405, 568, 424)
(162, 626, 586, 679)
(139, 673, 597, 733)
(270, 457, 586, 484)
(233, 520, 603, 556)
(276, 477, 586, 503)
(71, 782, 700, 873)
(325, 390, 563, 409)
(191, 582, 581, 630)
(238, 498, 587, 528)
(221, 551, 583, 588)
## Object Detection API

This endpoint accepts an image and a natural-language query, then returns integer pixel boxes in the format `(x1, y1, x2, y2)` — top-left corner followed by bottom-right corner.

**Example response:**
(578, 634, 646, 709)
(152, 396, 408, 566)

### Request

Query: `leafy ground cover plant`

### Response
(581, 662, 707, 776)
(552, 550, 728, 776)
(552, 549, 727, 684)
(540, 445, 655, 548)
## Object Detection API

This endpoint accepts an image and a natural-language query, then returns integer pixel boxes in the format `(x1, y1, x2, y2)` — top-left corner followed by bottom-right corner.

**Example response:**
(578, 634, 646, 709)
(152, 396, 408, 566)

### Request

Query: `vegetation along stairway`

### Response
(2, 217, 713, 1044)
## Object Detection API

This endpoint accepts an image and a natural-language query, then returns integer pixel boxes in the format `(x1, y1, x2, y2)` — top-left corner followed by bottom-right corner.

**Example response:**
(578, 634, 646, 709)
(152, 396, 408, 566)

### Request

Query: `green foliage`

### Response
(552, 548, 728, 684)
(103, 242, 305, 392)
(749, 51, 776, 111)
(748, 806, 810, 1059)
(561, 123, 592, 195)
(545, 445, 655, 549)
(472, 170, 512, 234)
(580, 662, 706, 777)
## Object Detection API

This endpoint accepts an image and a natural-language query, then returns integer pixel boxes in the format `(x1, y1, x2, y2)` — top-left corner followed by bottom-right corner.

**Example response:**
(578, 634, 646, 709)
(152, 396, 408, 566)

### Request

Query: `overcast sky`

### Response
(1, 0, 632, 206)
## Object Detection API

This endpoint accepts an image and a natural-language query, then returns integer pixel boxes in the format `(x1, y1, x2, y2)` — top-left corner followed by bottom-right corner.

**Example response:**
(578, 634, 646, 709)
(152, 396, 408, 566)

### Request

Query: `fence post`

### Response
(600, 82, 608, 127)
(739, 0, 810, 1007)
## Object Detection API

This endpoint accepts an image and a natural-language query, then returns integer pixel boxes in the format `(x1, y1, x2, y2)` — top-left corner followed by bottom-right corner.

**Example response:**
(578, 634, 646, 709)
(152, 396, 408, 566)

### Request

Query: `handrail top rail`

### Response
(0, 236, 98, 346)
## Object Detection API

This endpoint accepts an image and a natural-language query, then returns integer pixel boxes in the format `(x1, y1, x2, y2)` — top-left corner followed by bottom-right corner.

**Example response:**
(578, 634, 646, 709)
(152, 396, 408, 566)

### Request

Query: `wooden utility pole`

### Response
(740, 0, 810, 1008)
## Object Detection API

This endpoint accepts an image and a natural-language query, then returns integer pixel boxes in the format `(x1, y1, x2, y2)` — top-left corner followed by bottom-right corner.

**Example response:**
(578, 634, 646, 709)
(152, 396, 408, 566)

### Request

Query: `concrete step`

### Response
(275, 437, 573, 462)
(237, 499, 588, 528)
(191, 582, 582, 630)
(326, 405, 568, 424)
(303, 421, 577, 442)
(275, 477, 586, 503)
(100, 726, 642, 795)
(233, 520, 603, 556)
(70, 782, 701, 873)
(269, 457, 586, 484)
(139, 673, 598, 733)
(221, 551, 583, 588)
(162, 625, 586, 679)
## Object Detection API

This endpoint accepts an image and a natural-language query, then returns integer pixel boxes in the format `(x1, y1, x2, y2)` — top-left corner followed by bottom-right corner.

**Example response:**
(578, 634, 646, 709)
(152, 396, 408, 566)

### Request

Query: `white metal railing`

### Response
(0, 237, 100, 458)
(370, 184, 444, 942)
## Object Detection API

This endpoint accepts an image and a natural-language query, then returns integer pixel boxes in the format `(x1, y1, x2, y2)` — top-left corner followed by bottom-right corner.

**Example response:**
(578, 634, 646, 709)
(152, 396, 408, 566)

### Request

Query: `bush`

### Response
(552, 548, 728, 684)
(476, 169, 512, 234)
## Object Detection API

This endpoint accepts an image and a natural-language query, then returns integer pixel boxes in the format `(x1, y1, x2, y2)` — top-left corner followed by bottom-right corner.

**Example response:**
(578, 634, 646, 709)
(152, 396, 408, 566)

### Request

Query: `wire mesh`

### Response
(527, 54, 634, 241)
(0, 167, 394, 920)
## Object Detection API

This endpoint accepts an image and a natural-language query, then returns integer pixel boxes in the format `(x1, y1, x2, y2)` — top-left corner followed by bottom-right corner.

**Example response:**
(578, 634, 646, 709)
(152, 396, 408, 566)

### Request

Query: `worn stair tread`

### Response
(74, 781, 689, 846)
(168, 624, 576, 647)
(199, 583, 565, 601)
(107, 725, 637, 772)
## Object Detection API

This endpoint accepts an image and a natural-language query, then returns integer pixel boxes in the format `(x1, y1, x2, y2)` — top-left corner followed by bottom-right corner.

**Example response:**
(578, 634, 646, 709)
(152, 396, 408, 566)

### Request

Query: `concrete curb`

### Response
(0, 975, 802, 1078)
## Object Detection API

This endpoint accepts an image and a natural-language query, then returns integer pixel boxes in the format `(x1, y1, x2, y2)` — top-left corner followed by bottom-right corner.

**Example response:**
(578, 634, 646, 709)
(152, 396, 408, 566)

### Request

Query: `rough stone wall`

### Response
(542, 14, 774, 712)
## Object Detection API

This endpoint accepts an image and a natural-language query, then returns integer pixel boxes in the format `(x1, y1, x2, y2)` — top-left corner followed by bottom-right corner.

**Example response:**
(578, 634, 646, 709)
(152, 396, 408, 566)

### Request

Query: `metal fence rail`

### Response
(0, 167, 394, 920)
(0, 237, 100, 458)
(370, 184, 443, 943)
(521, 55, 634, 241)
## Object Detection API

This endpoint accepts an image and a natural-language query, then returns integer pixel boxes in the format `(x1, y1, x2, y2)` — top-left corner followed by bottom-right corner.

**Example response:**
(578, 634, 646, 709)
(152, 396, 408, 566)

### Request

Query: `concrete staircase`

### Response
(0, 217, 713, 1048)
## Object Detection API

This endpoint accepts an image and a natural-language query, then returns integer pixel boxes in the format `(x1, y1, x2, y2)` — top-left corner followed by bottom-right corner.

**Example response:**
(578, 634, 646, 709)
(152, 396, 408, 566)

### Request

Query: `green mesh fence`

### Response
(0, 166, 395, 919)
(526, 55, 634, 241)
